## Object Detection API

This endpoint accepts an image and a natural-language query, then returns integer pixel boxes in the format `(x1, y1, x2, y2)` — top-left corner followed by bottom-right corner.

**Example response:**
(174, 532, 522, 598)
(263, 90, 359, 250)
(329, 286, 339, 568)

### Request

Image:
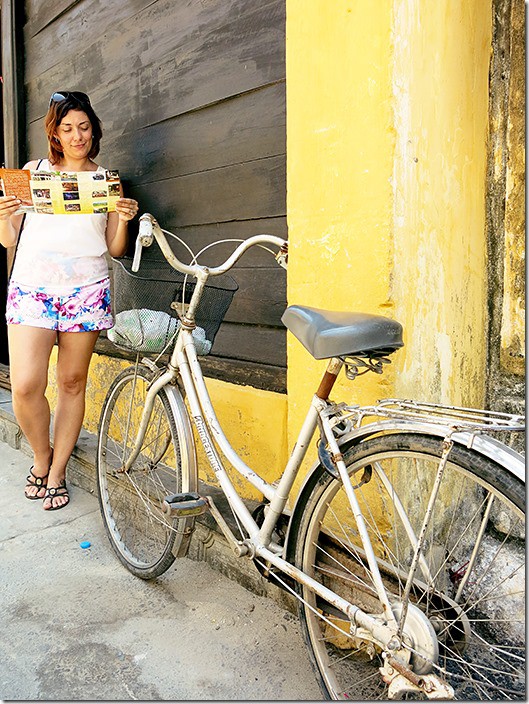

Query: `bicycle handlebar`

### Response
(133, 213, 288, 276)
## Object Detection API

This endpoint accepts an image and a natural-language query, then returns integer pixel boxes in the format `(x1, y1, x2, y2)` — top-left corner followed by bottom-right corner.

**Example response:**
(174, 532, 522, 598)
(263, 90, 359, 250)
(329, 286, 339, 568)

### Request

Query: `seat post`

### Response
(315, 358, 343, 400)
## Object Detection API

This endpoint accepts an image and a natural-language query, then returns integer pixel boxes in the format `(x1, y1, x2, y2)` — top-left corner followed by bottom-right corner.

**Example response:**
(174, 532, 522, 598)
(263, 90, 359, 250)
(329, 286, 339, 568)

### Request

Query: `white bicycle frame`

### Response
(126, 321, 402, 640)
(122, 214, 525, 696)
(127, 214, 405, 637)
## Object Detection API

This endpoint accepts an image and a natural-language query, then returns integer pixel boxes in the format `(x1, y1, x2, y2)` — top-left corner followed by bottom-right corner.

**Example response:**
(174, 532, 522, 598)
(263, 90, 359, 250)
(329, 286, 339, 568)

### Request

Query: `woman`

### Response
(0, 90, 139, 510)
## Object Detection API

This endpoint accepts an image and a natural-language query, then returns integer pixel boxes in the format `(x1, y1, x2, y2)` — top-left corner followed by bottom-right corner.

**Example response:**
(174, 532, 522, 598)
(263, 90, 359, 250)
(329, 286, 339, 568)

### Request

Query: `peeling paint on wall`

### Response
(486, 0, 525, 427)
(499, 0, 525, 376)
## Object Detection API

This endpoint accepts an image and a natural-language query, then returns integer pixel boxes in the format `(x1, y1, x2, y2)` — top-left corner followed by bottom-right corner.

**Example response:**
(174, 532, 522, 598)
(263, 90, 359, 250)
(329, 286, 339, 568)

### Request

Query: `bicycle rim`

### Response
(97, 365, 184, 579)
(291, 433, 525, 700)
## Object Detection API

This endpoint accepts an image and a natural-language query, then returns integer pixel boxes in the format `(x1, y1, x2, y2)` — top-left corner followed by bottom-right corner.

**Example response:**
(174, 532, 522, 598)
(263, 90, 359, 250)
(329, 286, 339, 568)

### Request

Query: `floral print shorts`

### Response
(6, 278, 113, 333)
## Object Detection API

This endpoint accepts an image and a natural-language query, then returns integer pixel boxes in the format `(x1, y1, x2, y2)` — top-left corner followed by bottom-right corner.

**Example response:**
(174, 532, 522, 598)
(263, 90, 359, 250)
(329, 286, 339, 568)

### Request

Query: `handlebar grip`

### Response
(132, 214, 156, 272)
(138, 214, 154, 243)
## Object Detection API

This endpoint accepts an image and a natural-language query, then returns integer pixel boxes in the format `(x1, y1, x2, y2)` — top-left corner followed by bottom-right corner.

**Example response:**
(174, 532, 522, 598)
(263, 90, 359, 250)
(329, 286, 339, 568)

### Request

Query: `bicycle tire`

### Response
(97, 364, 193, 579)
(288, 432, 525, 700)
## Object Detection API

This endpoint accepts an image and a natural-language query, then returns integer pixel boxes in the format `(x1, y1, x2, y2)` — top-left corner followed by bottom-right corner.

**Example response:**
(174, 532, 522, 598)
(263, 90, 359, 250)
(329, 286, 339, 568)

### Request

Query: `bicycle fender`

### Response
(341, 419, 525, 481)
(285, 419, 524, 561)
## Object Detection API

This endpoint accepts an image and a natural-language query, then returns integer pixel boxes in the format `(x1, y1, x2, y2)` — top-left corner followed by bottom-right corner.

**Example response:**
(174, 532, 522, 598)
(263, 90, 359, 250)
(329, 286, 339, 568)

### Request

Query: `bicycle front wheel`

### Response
(289, 433, 525, 700)
(97, 364, 196, 579)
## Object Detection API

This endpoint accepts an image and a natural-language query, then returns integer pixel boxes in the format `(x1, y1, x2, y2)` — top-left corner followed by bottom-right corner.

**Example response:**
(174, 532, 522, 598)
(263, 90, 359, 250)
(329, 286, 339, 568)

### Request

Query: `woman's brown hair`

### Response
(45, 93, 103, 165)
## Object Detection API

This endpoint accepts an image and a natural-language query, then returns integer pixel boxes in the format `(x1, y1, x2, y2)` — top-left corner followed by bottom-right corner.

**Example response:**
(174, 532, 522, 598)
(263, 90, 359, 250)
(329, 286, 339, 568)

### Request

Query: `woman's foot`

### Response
(24, 449, 53, 499)
(43, 479, 70, 511)
(24, 466, 49, 499)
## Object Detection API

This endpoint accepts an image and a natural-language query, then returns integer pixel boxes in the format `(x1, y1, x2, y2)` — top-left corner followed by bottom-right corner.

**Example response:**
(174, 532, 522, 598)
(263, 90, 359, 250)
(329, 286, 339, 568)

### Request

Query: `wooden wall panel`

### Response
(22, 0, 287, 389)
(128, 156, 285, 226)
(25, 0, 285, 127)
(212, 323, 285, 367)
(24, 0, 79, 37)
(104, 82, 286, 181)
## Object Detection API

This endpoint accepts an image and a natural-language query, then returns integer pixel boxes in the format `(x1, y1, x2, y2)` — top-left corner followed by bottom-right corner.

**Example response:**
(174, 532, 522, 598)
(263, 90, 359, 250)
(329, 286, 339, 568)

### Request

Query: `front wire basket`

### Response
(108, 257, 238, 355)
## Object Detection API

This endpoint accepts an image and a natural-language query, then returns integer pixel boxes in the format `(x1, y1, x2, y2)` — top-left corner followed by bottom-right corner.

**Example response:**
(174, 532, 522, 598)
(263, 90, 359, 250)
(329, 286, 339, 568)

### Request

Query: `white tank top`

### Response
(11, 159, 110, 290)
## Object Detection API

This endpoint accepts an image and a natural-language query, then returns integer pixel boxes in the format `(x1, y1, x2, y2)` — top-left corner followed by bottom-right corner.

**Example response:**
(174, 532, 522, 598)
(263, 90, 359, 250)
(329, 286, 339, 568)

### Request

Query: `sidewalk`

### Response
(0, 422, 322, 699)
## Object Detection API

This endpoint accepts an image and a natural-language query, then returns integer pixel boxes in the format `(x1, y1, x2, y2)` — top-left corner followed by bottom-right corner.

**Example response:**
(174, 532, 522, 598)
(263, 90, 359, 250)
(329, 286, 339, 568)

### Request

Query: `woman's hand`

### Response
(115, 198, 139, 223)
(106, 197, 138, 256)
(0, 195, 22, 221)
(0, 196, 23, 248)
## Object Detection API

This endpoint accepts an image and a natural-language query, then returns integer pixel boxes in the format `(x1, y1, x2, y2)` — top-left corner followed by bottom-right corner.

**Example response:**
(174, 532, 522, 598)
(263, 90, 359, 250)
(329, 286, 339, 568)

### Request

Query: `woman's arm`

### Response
(105, 197, 139, 257)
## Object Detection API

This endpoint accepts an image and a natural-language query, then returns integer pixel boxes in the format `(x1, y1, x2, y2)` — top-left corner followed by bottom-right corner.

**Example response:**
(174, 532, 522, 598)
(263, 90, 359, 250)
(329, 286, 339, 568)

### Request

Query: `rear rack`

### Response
(367, 399, 525, 432)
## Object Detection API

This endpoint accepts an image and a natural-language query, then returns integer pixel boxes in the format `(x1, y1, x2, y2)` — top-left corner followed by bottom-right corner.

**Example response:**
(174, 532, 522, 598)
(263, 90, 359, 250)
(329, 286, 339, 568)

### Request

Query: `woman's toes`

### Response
(43, 482, 69, 511)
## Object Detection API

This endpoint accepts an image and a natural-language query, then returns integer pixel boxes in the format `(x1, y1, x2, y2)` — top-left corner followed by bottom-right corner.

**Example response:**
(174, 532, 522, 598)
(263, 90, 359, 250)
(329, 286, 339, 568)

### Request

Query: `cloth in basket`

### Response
(108, 308, 212, 355)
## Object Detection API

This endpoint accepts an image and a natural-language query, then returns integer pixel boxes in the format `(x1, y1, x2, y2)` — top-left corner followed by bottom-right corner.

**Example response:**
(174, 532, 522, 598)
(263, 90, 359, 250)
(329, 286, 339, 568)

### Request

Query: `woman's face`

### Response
(54, 109, 93, 160)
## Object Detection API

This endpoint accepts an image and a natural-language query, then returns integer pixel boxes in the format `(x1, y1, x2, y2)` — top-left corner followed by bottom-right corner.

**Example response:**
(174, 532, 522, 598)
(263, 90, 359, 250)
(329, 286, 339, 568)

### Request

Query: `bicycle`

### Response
(96, 212, 525, 701)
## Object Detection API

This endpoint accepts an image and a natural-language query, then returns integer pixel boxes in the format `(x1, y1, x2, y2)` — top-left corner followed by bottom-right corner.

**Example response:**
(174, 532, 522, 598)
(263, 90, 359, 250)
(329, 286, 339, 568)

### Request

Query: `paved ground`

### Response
(0, 441, 322, 701)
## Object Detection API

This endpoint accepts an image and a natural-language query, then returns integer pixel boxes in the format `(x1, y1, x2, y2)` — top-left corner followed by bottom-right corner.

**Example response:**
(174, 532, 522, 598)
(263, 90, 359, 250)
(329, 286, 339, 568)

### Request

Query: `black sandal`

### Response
(25, 466, 49, 500)
(43, 480, 70, 511)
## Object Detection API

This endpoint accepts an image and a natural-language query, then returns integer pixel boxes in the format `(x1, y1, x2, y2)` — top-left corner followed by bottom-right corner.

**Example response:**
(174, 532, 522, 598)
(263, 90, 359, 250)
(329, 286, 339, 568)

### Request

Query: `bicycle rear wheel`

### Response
(97, 364, 196, 579)
(289, 433, 525, 700)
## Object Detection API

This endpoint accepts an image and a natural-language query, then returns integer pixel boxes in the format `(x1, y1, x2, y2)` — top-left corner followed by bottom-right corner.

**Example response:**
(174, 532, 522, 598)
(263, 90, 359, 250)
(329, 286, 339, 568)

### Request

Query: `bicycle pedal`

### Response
(163, 492, 208, 517)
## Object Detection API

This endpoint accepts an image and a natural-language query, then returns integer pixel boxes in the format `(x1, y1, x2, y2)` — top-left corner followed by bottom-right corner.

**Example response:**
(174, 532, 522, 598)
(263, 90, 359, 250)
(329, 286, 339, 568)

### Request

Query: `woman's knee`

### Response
(12, 378, 47, 403)
(56, 373, 87, 396)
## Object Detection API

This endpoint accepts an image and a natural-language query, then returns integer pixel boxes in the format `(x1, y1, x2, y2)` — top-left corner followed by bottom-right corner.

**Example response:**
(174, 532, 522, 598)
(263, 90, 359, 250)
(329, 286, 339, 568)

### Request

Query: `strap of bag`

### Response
(8, 158, 44, 282)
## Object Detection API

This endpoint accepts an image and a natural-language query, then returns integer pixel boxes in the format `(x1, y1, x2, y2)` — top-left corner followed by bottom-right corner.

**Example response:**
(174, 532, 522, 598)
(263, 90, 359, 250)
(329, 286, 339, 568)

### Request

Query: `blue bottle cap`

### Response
(80, 541, 91, 549)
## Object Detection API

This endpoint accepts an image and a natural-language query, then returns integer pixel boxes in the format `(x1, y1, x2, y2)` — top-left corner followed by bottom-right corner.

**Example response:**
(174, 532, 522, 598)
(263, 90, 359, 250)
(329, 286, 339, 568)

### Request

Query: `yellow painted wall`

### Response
(286, 0, 492, 492)
(286, 0, 397, 456)
(198, 378, 288, 500)
(392, 1, 492, 406)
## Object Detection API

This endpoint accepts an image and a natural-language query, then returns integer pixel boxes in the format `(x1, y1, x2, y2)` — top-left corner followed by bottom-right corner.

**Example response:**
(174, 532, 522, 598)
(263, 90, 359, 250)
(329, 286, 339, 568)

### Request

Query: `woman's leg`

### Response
(44, 330, 99, 509)
(8, 325, 57, 497)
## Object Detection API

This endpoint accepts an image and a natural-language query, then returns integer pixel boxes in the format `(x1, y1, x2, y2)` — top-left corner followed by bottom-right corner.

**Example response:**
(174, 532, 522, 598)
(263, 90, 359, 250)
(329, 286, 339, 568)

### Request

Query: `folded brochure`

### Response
(0, 167, 120, 214)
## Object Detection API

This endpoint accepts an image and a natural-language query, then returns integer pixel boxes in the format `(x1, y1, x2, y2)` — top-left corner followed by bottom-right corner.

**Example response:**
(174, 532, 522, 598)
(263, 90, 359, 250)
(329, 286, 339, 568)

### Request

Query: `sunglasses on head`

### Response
(49, 91, 91, 108)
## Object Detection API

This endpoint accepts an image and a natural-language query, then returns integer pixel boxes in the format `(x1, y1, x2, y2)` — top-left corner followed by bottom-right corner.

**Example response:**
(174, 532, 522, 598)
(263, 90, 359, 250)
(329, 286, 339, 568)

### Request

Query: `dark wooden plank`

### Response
(133, 2, 285, 129)
(128, 155, 285, 228)
(222, 268, 286, 326)
(25, 0, 285, 127)
(23, 0, 156, 78)
(199, 355, 285, 392)
(95, 336, 286, 392)
(98, 82, 285, 181)
(27, 82, 285, 188)
(1, 0, 24, 167)
(211, 323, 285, 366)
(26, 120, 47, 162)
(24, 0, 82, 38)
